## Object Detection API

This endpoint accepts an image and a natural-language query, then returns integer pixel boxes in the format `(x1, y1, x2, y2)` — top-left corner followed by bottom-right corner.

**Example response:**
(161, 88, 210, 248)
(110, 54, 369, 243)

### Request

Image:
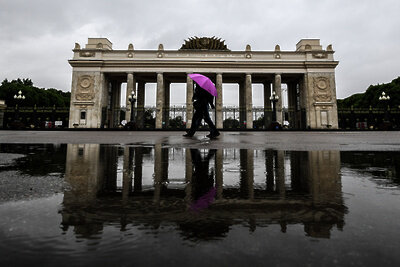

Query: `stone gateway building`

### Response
(68, 37, 339, 129)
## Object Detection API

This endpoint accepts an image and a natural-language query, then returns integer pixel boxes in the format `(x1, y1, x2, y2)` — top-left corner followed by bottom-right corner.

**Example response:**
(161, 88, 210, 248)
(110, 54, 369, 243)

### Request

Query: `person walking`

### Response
(183, 81, 220, 138)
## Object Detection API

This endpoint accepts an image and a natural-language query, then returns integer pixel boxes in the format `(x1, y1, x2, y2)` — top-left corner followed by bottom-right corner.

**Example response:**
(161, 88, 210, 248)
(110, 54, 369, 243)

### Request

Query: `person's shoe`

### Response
(206, 131, 220, 139)
(183, 133, 193, 137)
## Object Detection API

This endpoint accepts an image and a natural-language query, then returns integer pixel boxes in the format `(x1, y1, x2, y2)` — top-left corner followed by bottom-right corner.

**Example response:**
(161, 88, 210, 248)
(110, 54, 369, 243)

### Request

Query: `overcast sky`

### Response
(1, 0, 399, 106)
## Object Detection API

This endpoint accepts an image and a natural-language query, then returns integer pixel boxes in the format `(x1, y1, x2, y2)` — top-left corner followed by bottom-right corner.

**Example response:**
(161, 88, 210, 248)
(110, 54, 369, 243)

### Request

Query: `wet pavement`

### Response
(1, 130, 400, 150)
(0, 132, 400, 266)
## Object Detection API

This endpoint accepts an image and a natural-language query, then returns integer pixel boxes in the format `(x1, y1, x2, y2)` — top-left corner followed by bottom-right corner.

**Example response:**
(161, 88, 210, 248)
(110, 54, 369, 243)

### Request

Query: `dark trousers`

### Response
(188, 105, 218, 135)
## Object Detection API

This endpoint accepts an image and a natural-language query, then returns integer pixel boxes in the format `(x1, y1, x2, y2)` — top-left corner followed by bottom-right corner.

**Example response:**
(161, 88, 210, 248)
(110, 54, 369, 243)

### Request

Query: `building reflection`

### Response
(61, 144, 346, 240)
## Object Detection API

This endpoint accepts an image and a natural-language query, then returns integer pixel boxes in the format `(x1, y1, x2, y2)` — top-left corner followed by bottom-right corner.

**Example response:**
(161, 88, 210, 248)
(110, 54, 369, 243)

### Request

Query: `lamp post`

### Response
(270, 91, 279, 122)
(378, 91, 390, 122)
(13, 90, 25, 122)
(128, 90, 137, 129)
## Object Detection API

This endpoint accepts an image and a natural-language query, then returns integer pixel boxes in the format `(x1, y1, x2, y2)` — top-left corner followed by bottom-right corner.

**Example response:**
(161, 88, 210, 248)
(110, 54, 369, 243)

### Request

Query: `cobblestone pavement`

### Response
(1, 130, 400, 151)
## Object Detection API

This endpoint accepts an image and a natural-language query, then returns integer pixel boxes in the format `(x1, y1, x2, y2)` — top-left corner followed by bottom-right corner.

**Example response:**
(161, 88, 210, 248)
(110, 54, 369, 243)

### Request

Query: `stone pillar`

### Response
(287, 83, 297, 128)
(125, 73, 136, 123)
(304, 73, 339, 129)
(156, 73, 164, 129)
(239, 81, 245, 128)
(137, 81, 145, 129)
(186, 74, 194, 129)
(215, 149, 223, 199)
(164, 81, 171, 128)
(264, 82, 272, 129)
(110, 81, 122, 128)
(69, 71, 104, 128)
(216, 73, 223, 129)
(273, 74, 283, 125)
(245, 74, 253, 129)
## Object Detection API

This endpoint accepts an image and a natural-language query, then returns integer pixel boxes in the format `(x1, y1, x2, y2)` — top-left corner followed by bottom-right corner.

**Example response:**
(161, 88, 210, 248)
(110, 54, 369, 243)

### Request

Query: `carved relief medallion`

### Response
(313, 77, 332, 102)
(75, 75, 95, 101)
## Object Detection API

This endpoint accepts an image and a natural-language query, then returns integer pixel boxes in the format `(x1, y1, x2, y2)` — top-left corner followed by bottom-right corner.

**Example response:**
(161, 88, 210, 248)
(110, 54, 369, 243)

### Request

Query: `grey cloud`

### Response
(1, 0, 400, 100)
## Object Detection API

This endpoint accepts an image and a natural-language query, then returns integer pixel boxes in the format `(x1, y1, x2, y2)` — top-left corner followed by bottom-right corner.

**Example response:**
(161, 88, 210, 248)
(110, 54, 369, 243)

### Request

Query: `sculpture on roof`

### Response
(180, 36, 230, 51)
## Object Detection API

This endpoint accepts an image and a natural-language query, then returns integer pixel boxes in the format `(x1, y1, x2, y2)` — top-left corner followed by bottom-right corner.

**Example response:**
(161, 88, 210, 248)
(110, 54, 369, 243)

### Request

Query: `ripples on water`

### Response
(0, 144, 399, 266)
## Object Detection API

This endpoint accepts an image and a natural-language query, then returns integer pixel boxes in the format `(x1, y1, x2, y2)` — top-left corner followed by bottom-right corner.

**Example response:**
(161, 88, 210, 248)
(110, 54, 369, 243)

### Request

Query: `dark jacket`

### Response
(193, 86, 215, 109)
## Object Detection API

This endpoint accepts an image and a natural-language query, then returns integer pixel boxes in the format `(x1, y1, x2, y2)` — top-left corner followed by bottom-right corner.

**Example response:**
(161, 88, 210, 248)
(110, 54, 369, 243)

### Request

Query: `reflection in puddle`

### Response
(1, 144, 400, 266)
(62, 145, 346, 240)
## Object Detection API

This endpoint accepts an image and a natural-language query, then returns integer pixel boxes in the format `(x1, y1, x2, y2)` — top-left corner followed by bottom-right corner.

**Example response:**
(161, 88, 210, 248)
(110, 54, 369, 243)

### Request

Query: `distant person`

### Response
(183, 82, 220, 138)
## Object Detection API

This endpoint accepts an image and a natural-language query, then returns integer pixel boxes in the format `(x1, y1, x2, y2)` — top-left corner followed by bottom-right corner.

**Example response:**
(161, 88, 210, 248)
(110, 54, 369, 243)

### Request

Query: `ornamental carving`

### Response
(313, 77, 332, 102)
(180, 36, 230, 51)
(79, 51, 95, 57)
(75, 75, 95, 101)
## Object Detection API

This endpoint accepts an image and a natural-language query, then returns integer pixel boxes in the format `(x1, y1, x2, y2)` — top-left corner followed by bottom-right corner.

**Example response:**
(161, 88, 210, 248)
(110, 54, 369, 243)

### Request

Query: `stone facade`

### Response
(68, 37, 339, 129)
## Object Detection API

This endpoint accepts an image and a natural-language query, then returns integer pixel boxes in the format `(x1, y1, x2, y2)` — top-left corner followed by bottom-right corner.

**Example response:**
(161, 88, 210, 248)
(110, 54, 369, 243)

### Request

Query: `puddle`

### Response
(0, 144, 399, 266)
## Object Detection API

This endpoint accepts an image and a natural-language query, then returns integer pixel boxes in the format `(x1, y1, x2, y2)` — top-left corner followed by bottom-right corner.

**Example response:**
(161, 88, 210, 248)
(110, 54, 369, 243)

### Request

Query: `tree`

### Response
(338, 77, 400, 108)
(0, 79, 70, 107)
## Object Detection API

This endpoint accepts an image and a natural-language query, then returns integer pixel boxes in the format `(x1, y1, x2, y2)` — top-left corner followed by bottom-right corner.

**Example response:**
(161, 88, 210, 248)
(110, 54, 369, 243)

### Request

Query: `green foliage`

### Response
(0, 78, 70, 107)
(338, 77, 400, 108)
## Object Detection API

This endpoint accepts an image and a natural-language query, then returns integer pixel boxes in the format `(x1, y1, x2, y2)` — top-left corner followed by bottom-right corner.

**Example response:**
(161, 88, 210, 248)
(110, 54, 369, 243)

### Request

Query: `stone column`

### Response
(239, 81, 245, 128)
(164, 81, 170, 128)
(186, 74, 194, 129)
(216, 73, 223, 129)
(215, 149, 223, 199)
(264, 82, 272, 129)
(137, 81, 145, 129)
(111, 81, 122, 128)
(156, 73, 164, 129)
(245, 74, 253, 129)
(273, 74, 283, 125)
(287, 83, 297, 128)
(125, 73, 136, 123)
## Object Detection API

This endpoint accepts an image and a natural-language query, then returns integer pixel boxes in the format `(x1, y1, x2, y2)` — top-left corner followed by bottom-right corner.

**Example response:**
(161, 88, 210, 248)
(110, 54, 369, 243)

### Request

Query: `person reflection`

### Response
(179, 148, 231, 241)
(189, 149, 216, 211)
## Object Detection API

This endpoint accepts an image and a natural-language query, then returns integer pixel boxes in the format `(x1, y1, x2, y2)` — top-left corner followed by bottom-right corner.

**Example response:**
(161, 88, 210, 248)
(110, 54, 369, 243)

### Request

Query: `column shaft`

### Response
(216, 73, 223, 129)
(239, 81, 245, 128)
(273, 74, 283, 125)
(156, 73, 164, 129)
(186, 75, 194, 129)
(137, 81, 145, 129)
(126, 73, 136, 123)
(245, 74, 253, 129)
(264, 82, 272, 129)
(165, 82, 171, 128)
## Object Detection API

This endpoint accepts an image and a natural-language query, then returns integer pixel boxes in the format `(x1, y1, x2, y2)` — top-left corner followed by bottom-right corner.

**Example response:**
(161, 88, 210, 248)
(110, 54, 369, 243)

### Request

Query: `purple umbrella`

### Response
(188, 73, 218, 97)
